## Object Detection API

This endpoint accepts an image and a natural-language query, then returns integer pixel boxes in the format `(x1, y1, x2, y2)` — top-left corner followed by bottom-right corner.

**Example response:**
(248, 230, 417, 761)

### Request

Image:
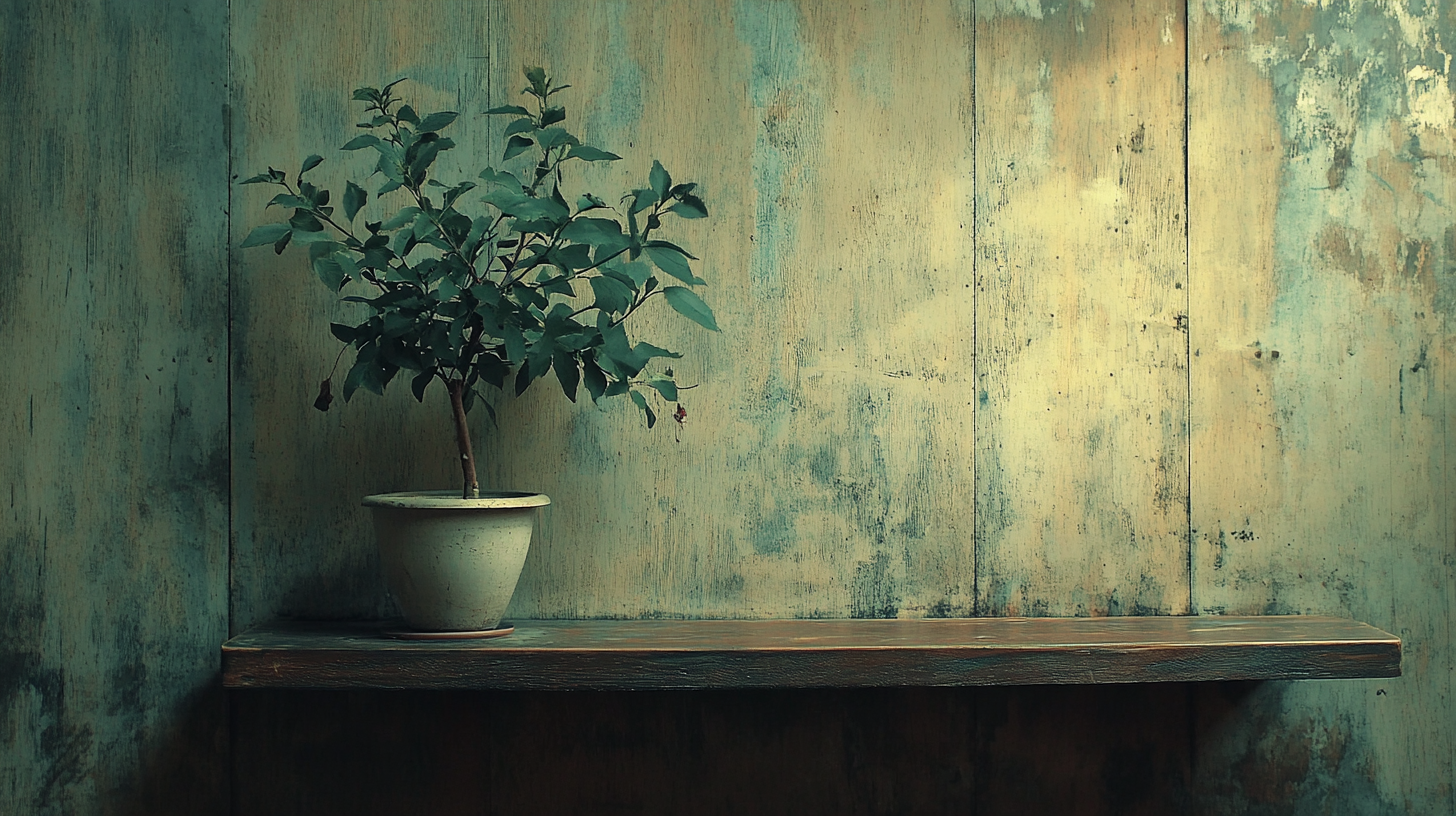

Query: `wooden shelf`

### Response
(222, 616, 1400, 690)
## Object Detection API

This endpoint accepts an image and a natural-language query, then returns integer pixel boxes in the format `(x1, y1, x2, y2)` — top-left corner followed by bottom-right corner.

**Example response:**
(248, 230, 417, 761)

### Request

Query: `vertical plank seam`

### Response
(970, 0, 980, 621)
(1182, 0, 1195, 619)
(224, 0, 235, 644)
(1183, 0, 1200, 794)
(224, 2, 237, 815)
(970, 4, 981, 812)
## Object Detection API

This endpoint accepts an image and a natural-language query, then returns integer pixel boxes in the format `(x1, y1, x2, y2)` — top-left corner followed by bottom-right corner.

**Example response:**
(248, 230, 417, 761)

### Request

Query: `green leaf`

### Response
(343, 181, 368, 222)
(605, 259, 651, 289)
(644, 239, 698, 260)
(628, 188, 657, 214)
(516, 345, 550, 395)
(329, 323, 357, 344)
(600, 322, 645, 377)
(535, 127, 575, 151)
(273, 230, 292, 255)
(541, 106, 566, 127)
(381, 310, 416, 338)
(503, 324, 526, 363)
(644, 244, 703, 285)
(635, 340, 681, 361)
(646, 373, 678, 401)
(312, 255, 347, 291)
(436, 275, 461, 303)
(589, 275, 633, 314)
(410, 369, 433, 402)
(544, 244, 589, 272)
(582, 354, 608, 402)
(649, 160, 671, 203)
(301, 154, 323, 175)
(561, 217, 622, 248)
(663, 286, 719, 331)
(669, 193, 709, 219)
(503, 118, 536, 138)
(342, 134, 380, 151)
(266, 193, 312, 210)
(241, 223, 290, 248)
(503, 134, 534, 161)
(380, 206, 422, 231)
(484, 190, 569, 224)
(308, 240, 346, 261)
(343, 344, 384, 400)
(524, 67, 548, 95)
(290, 210, 326, 233)
(484, 104, 532, 116)
(417, 111, 458, 132)
(567, 144, 621, 162)
(553, 349, 579, 402)
(395, 104, 420, 125)
(406, 136, 452, 184)
(288, 228, 337, 245)
(240, 173, 274, 185)
(630, 390, 657, 428)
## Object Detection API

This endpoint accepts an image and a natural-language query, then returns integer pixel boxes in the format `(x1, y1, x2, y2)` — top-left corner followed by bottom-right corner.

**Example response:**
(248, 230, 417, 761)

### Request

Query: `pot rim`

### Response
(362, 490, 551, 510)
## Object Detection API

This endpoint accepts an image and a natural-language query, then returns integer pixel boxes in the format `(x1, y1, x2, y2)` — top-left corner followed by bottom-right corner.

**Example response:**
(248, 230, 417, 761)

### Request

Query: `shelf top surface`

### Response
(223, 616, 1401, 690)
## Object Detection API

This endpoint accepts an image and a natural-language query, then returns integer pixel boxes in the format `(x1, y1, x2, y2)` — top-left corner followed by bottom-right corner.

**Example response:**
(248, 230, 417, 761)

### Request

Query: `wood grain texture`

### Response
(222, 617, 1399, 689)
(974, 0, 1191, 616)
(1188, 1, 1455, 812)
(0, 0, 229, 813)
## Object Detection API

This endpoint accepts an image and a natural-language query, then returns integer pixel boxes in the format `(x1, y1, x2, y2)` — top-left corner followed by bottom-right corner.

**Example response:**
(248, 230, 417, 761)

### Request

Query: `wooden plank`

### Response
(1188, 1, 1455, 812)
(222, 617, 1399, 690)
(0, 0, 229, 813)
(973, 0, 1191, 616)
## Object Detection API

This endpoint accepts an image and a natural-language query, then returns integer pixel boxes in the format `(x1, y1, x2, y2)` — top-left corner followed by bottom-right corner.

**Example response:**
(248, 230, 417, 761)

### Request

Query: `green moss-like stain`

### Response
(734, 0, 822, 301)
(850, 550, 899, 619)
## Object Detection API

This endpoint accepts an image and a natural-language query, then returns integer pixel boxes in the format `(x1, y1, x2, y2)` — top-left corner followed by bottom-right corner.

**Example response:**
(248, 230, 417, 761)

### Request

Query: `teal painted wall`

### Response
(0, 0, 230, 813)
(4, 0, 1453, 813)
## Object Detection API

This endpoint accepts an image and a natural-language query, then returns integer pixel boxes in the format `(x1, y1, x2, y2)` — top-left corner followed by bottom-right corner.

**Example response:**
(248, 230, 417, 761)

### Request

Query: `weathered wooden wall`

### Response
(1187, 1, 1455, 809)
(4, 0, 1452, 813)
(225, 1, 1453, 813)
(0, 0, 230, 814)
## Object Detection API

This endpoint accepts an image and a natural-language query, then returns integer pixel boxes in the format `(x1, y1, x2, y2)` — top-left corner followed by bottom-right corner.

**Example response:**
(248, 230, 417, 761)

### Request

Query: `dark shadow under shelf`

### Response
(222, 616, 1400, 690)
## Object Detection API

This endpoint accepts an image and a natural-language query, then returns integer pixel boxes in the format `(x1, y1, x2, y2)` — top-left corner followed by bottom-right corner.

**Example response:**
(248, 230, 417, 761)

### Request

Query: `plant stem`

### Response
(446, 379, 479, 499)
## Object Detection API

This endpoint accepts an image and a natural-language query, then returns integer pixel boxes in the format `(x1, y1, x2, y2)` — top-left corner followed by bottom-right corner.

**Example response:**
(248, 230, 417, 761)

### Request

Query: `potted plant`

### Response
(240, 68, 718, 636)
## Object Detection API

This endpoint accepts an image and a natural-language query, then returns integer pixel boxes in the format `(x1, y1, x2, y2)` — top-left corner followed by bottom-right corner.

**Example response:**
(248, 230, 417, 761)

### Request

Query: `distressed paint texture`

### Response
(230, 0, 979, 625)
(0, 0, 229, 813)
(975, 0, 1191, 616)
(487, 0, 978, 620)
(0, 0, 1441, 813)
(1189, 0, 1455, 812)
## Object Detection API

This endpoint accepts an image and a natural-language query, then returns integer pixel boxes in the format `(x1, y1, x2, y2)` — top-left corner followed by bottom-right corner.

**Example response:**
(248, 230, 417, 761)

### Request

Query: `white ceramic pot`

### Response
(362, 490, 550, 632)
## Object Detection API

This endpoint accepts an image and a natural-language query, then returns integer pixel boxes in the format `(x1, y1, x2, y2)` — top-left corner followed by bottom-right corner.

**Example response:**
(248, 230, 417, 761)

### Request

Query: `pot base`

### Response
(380, 622, 515, 641)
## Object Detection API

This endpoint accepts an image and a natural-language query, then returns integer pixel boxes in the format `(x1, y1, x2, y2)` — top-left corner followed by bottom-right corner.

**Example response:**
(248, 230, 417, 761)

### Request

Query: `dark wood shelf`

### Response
(222, 616, 1400, 690)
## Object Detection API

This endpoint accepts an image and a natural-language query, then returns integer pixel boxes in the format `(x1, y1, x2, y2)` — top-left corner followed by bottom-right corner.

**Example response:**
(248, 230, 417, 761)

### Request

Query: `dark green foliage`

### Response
(242, 69, 717, 432)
